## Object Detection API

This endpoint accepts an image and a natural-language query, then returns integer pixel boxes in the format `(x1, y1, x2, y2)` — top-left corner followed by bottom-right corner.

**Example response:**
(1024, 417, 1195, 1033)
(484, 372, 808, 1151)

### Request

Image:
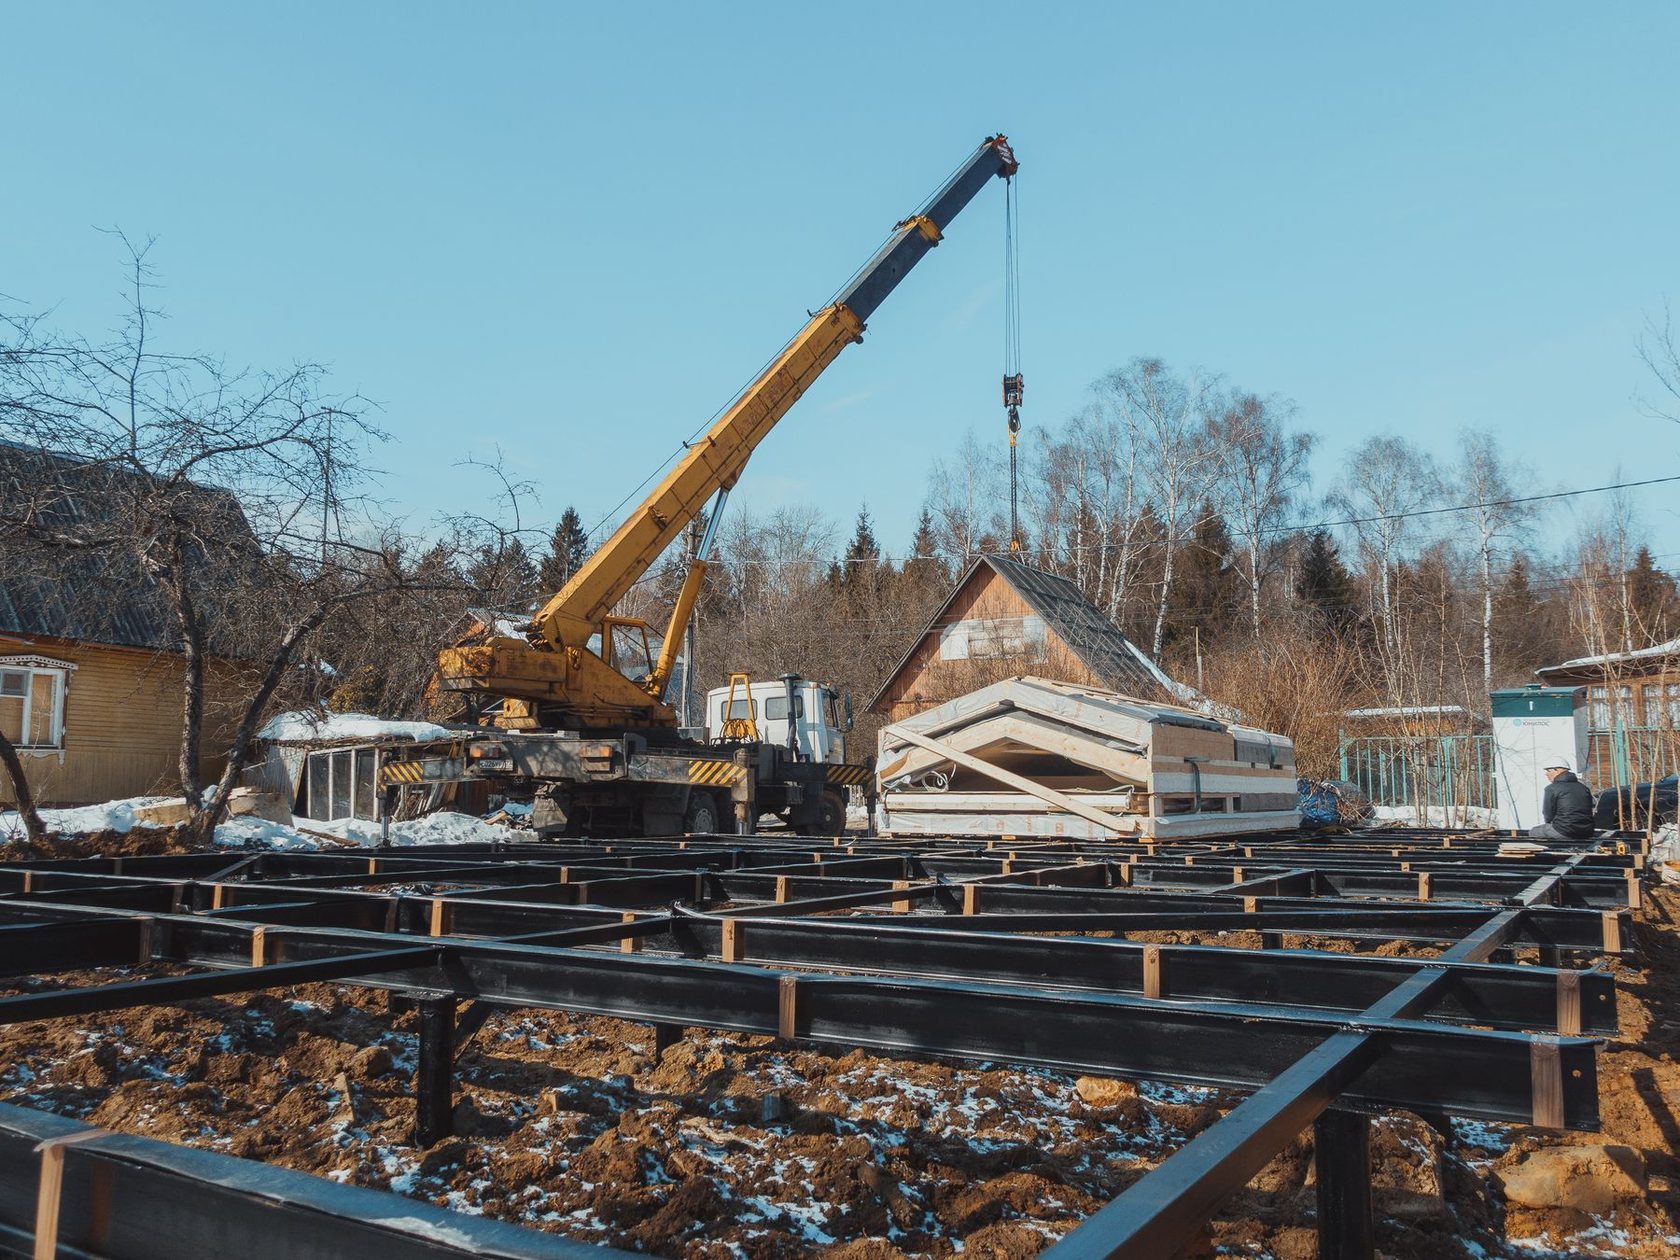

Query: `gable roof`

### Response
(0, 442, 256, 653)
(869, 554, 1181, 712)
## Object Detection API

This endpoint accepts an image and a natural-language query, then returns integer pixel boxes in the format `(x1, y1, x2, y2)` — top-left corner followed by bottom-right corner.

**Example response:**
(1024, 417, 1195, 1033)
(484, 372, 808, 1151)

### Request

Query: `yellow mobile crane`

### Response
(420, 134, 1019, 836)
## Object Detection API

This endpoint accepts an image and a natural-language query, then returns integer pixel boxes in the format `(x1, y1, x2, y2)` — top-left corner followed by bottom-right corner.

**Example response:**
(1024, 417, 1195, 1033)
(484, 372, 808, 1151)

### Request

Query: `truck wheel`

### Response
(683, 792, 723, 835)
(812, 790, 847, 836)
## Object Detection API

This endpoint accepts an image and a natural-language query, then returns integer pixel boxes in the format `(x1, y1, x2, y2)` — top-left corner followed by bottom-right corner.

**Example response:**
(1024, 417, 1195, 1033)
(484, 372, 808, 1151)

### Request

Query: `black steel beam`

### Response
(0, 945, 440, 1024)
(662, 913, 1617, 1033)
(0, 918, 144, 976)
(1314, 1109, 1374, 1260)
(415, 993, 456, 1146)
(0, 1101, 629, 1259)
(227, 935, 1597, 1126)
(1042, 1029, 1377, 1260)
(1040, 896, 1542, 1259)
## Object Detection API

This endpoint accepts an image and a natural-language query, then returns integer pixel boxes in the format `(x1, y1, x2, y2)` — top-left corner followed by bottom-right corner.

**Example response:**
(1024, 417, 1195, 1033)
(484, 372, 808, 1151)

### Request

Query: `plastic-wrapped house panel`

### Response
(875, 676, 1299, 839)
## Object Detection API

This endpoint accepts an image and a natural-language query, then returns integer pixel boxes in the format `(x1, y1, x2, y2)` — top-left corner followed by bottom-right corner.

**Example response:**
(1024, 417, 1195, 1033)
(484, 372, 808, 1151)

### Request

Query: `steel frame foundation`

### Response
(0, 825, 1645, 1259)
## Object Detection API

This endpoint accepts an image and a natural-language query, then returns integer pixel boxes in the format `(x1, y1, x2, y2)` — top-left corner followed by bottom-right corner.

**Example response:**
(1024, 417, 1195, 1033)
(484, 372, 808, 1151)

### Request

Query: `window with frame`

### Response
(939, 616, 1048, 663)
(763, 694, 804, 721)
(1588, 685, 1610, 728)
(0, 658, 70, 750)
(303, 747, 380, 821)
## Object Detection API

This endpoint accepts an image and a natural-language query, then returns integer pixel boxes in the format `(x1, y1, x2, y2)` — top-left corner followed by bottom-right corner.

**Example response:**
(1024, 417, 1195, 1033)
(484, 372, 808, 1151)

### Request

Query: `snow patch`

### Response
(1371, 804, 1498, 828)
(258, 711, 455, 744)
(0, 795, 175, 840)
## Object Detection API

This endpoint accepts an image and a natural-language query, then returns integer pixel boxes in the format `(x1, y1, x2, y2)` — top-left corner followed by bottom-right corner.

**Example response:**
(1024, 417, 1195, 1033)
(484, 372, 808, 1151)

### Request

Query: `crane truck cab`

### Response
(703, 676, 851, 764)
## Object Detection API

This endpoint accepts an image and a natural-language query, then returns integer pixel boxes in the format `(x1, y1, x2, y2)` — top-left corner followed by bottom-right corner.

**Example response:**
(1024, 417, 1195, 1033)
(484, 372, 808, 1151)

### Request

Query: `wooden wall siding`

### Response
(876, 568, 1106, 723)
(0, 638, 242, 808)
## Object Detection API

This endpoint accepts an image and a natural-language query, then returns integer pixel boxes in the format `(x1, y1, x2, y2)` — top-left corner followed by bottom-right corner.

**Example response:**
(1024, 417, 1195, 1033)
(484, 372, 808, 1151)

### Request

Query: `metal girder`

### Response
(214, 934, 1593, 1126)
(0, 945, 441, 1025)
(0, 1102, 626, 1259)
(662, 913, 1617, 1033)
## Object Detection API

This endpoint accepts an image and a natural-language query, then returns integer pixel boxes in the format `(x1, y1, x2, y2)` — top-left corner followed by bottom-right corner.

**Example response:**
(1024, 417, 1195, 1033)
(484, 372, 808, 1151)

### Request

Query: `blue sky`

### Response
(4, 3, 1677, 561)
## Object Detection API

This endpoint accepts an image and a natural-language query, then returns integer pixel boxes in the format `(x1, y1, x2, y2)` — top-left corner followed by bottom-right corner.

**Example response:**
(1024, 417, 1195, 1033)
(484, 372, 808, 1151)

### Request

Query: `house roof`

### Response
(868, 555, 1180, 712)
(1537, 637, 1680, 679)
(0, 442, 255, 653)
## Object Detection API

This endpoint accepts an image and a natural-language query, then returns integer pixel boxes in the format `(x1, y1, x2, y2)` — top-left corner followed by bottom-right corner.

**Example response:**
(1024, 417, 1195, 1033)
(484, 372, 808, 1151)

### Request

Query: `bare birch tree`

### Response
(926, 431, 1008, 568)
(1451, 430, 1535, 697)
(1205, 392, 1314, 640)
(1331, 435, 1441, 696)
(1637, 304, 1680, 426)
(1097, 359, 1217, 658)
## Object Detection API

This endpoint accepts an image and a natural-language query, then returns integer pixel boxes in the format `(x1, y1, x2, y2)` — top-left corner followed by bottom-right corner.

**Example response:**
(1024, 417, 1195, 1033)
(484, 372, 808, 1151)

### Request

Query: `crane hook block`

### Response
(1002, 373, 1024, 409)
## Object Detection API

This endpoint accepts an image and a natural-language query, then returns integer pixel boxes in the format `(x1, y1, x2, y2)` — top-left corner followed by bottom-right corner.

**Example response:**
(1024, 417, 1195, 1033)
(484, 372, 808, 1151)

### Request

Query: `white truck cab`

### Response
(704, 676, 850, 764)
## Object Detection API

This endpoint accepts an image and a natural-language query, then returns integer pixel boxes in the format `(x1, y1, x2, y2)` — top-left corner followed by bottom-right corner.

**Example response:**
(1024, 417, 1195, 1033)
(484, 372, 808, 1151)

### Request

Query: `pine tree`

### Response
(538, 507, 590, 593)
(468, 538, 542, 611)
(1294, 529, 1357, 637)
(1492, 552, 1551, 682)
(1625, 545, 1679, 646)
(1164, 507, 1241, 653)
(841, 508, 883, 589)
(903, 507, 946, 587)
(409, 541, 462, 587)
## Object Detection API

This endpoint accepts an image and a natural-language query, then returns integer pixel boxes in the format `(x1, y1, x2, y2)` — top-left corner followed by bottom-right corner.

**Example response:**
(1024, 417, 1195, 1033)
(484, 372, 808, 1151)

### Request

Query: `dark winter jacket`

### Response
(1542, 771, 1596, 838)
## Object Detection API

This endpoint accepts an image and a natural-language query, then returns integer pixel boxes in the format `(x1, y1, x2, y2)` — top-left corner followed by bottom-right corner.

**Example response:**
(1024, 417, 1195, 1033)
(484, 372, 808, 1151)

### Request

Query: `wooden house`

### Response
(1536, 637, 1680, 786)
(0, 445, 250, 807)
(869, 555, 1184, 723)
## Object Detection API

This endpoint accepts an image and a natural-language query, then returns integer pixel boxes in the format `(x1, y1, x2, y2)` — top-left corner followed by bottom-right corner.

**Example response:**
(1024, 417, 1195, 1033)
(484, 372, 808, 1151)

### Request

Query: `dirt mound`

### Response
(0, 825, 206, 861)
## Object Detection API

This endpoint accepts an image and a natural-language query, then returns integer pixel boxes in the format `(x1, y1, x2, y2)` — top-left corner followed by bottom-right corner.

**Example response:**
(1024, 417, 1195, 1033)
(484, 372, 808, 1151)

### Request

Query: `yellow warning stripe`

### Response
(687, 760, 744, 787)
(825, 765, 869, 786)
(380, 761, 425, 784)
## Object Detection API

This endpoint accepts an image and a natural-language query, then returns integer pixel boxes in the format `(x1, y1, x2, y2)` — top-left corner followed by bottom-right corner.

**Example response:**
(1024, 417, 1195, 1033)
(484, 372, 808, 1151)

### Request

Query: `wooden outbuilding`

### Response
(869, 555, 1183, 723)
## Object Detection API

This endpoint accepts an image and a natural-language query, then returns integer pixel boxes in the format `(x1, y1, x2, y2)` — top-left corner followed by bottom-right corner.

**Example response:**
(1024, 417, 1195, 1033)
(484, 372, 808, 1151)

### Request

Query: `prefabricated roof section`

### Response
(875, 675, 1297, 839)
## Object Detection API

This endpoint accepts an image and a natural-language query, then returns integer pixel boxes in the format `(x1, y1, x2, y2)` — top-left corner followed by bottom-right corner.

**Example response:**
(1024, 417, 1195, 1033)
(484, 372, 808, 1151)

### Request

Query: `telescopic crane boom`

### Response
(439, 135, 1019, 729)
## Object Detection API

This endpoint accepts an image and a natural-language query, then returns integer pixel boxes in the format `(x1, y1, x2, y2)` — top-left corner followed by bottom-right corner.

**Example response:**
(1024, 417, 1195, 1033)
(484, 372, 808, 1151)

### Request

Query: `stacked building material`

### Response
(875, 675, 1298, 839)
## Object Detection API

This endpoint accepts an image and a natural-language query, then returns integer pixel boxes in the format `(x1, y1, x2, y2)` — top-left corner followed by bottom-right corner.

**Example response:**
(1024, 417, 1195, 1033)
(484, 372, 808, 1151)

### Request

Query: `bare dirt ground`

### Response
(1, 863, 1678, 1257)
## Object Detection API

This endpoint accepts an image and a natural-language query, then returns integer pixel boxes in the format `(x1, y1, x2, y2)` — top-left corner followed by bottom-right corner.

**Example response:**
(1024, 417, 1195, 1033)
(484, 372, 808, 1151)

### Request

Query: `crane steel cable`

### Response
(1002, 167, 1023, 552)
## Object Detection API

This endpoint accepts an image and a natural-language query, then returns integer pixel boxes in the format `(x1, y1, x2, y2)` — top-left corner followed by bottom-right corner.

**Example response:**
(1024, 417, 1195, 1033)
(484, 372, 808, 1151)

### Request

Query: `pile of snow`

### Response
(1371, 804, 1498, 828)
(0, 795, 176, 841)
(257, 711, 454, 744)
(273, 810, 515, 848)
(3, 791, 517, 852)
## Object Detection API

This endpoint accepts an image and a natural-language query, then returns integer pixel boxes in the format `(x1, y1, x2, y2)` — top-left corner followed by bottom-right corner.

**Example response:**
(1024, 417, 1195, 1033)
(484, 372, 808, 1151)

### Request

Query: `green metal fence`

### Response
(1586, 725, 1679, 790)
(1337, 734, 1499, 816)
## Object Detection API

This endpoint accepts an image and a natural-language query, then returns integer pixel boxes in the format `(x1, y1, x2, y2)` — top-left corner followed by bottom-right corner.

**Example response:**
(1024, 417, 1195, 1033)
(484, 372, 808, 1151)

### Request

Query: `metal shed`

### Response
(875, 676, 1298, 839)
